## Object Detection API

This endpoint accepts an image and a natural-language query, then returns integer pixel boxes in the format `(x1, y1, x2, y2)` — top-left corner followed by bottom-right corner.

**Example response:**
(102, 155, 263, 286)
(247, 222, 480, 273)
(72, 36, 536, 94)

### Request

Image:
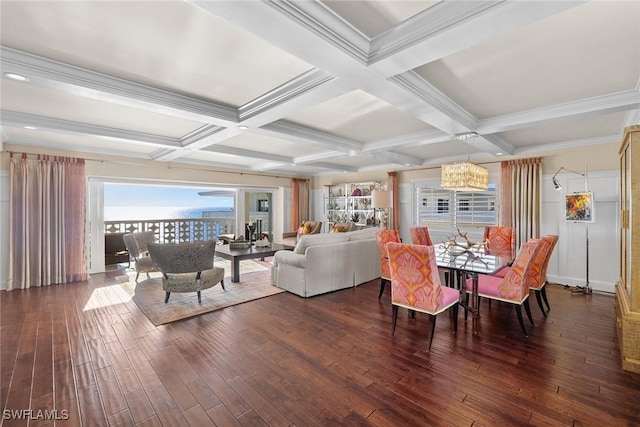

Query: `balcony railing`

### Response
(104, 218, 235, 244)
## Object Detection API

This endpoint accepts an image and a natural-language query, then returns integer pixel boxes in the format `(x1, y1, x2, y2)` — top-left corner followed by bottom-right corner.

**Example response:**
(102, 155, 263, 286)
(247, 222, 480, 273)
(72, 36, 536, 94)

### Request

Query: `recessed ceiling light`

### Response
(496, 152, 504, 156)
(238, 125, 249, 130)
(4, 72, 29, 82)
(23, 126, 37, 130)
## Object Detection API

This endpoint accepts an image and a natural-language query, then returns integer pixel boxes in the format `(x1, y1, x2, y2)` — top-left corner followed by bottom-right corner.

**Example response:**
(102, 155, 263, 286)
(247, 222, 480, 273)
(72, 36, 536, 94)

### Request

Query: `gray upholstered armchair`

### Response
(123, 231, 161, 282)
(147, 241, 225, 303)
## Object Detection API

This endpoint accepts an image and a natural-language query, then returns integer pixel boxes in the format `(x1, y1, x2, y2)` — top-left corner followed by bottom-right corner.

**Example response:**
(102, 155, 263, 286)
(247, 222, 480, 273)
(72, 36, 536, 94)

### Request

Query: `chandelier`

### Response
(440, 133, 488, 192)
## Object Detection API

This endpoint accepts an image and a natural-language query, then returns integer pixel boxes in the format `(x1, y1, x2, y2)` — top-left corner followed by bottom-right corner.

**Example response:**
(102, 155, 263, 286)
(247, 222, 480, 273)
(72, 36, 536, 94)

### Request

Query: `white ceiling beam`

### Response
(362, 129, 451, 152)
(257, 121, 362, 152)
(0, 47, 238, 126)
(2, 110, 181, 148)
(369, 1, 587, 77)
(513, 135, 619, 155)
(202, 145, 293, 164)
(477, 90, 640, 134)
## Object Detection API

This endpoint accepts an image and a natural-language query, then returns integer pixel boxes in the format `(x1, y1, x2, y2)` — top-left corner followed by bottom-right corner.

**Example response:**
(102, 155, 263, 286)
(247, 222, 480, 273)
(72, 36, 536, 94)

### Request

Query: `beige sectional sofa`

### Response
(270, 227, 381, 297)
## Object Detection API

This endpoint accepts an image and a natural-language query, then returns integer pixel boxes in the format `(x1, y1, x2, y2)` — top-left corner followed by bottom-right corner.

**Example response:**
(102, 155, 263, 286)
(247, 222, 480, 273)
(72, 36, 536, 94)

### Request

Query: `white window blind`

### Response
(416, 184, 497, 227)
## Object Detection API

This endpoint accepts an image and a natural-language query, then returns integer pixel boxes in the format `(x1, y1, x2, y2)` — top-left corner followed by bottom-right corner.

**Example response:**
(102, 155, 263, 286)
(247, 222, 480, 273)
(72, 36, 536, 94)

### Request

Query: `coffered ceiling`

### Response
(1, 1, 639, 176)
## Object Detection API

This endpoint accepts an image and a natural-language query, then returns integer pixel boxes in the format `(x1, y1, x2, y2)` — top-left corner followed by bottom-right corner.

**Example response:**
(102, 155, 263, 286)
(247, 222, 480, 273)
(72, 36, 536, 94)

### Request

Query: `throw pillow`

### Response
(302, 224, 310, 234)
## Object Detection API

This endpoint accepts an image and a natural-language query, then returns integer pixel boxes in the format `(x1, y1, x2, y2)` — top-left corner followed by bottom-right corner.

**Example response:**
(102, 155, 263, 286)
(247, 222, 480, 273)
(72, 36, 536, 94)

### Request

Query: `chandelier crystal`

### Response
(441, 161, 489, 191)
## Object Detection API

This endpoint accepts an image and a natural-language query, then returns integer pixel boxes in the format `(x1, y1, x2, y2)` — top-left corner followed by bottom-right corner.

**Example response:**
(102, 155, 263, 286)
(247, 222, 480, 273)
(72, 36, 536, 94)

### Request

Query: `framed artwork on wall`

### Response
(565, 192, 594, 222)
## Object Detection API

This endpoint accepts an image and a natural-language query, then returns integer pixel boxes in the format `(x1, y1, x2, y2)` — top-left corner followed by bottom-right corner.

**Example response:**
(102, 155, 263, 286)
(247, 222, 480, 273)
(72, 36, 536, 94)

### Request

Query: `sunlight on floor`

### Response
(82, 277, 134, 311)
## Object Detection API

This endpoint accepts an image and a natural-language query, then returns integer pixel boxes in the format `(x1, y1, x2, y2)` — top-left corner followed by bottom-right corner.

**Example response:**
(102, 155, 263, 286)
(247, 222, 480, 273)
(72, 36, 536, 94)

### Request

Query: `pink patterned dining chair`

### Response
(531, 235, 559, 315)
(375, 229, 401, 299)
(465, 239, 544, 337)
(492, 235, 558, 316)
(409, 226, 433, 246)
(386, 242, 459, 351)
(483, 226, 515, 256)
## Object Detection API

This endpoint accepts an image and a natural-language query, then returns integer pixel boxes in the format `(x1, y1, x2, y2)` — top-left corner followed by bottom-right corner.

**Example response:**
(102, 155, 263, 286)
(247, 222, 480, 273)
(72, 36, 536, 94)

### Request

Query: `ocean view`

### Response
(104, 206, 234, 221)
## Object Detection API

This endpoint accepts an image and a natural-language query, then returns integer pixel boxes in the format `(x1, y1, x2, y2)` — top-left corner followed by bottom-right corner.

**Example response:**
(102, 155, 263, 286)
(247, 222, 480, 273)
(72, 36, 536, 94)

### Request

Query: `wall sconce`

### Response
(551, 167, 585, 191)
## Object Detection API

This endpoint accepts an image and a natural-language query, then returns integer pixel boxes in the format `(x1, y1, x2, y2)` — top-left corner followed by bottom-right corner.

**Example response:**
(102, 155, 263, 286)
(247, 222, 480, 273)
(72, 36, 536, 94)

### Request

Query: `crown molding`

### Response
(477, 90, 640, 134)
(2, 110, 180, 147)
(6, 134, 157, 161)
(251, 159, 358, 173)
(293, 150, 345, 164)
(259, 120, 362, 152)
(372, 151, 422, 167)
(624, 109, 640, 128)
(390, 71, 478, 131)
(238, 68, 336, 121)
(202, 144, 293, 164)
(179, 124, 227, 146)
(369, 1, 587, 77)
(513, 135, 618, 155)
(0, 47, 238, 125)
(152, 127, 243, 161)
(265, 0, 370, 64)
(362, 129, 450, 151)
(369, 1, 501, 65)
(475, 133, 515, 155)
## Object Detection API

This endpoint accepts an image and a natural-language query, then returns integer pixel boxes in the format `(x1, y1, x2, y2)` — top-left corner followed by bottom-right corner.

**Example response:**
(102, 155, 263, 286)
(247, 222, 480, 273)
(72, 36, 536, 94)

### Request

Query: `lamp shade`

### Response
(371, 190, 392, 208)
(441, 161, 488, 191)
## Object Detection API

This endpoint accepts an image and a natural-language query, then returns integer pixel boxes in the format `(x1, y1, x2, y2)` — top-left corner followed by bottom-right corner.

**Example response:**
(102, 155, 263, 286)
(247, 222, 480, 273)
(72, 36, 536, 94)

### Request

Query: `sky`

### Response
(104, 183, 234, 220)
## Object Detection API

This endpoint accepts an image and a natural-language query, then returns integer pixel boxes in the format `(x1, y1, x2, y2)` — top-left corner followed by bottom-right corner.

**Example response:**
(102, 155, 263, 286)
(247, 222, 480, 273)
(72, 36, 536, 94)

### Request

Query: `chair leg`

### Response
(452, 304, 458, 334)
(378, 278, 387, 300)
(220, 279, 225, 290)
(524, 299, 535, 326)
(515, 305, 528, 337)
(427, 314, 437, 352)
(146, 272, 151, 280)
(391, 305, 399, 337)
(464, 293, 469, 321)
(410, 310, 416, 320)
(164, 292, 171, 303)
(541, 285, 551, 311)
(135, 272, 140, 282)
(197, 291, 202, 304)
(535, 290, 547, 317)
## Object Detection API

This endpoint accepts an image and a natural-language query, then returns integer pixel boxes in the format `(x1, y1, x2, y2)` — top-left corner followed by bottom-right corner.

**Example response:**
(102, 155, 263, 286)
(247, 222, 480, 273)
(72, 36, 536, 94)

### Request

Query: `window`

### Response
(416, 184, 497, 227)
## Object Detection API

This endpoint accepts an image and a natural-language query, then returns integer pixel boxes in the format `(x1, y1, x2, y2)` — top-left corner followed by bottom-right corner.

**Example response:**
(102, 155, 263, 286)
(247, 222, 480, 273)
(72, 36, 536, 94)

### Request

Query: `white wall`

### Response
(542, 169, 618, 293)
(0, 171, 8, 290)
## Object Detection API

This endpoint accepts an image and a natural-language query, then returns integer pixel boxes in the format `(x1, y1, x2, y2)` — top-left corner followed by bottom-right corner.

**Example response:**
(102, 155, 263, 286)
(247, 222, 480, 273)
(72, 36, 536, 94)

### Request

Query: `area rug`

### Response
(120, 260, 282, 326)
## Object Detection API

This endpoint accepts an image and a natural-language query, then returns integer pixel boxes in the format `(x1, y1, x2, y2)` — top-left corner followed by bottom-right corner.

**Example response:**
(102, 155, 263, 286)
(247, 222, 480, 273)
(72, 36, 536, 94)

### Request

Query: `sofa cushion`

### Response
(293, 232, 349, 254)
(346, 227, 378, 241)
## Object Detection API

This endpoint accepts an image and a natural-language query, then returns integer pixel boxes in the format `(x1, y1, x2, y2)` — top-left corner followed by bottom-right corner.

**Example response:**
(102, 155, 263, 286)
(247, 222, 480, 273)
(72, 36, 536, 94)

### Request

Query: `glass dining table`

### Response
(433, 243, 515, 335)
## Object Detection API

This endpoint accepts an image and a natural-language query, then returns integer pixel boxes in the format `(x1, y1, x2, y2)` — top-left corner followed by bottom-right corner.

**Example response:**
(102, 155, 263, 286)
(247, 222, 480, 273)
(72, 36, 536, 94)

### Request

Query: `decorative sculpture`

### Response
(441, 228, 489, 268)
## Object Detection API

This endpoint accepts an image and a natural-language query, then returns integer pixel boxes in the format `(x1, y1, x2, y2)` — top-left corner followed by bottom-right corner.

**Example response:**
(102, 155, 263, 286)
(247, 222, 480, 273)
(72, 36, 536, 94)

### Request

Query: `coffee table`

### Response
(215, 243, 293, 283)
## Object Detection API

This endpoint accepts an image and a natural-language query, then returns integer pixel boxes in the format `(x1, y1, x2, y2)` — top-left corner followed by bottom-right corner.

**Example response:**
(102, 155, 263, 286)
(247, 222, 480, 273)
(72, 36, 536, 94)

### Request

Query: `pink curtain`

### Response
(8, 153, 88, 290)
(500, 158, 542, 249)
(290, 178, 310, 231)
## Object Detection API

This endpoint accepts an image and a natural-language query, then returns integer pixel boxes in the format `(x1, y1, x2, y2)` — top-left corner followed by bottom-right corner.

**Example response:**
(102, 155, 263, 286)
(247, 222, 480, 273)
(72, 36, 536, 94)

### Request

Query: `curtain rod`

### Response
(5, 150, 303, 181)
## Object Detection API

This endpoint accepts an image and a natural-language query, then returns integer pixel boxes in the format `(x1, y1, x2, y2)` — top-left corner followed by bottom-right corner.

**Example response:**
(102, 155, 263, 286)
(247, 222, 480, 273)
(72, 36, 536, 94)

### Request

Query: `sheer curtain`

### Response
(387, 171, 399, 230)
(8, 153, 88, 290)
(290, 178, 310, 230)
(500, 157, 542, 249)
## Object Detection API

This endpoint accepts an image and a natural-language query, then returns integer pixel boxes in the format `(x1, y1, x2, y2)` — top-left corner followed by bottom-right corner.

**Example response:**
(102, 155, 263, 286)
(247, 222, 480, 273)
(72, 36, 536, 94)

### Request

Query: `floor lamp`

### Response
(371, 190, 392, 229)
(552, 165, 592, 295)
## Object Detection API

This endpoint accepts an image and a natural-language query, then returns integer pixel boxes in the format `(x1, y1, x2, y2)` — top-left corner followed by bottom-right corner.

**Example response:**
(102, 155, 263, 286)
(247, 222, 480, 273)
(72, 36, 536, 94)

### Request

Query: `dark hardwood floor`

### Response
(1, 267, 639, 426)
